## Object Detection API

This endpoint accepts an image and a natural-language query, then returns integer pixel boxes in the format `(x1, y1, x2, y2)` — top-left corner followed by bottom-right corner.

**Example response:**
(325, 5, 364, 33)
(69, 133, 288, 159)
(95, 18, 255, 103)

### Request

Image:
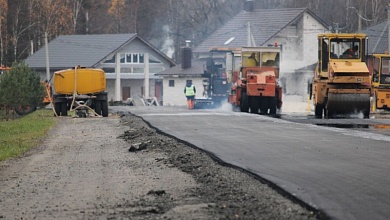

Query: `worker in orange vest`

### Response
(184, 81, 196, 109)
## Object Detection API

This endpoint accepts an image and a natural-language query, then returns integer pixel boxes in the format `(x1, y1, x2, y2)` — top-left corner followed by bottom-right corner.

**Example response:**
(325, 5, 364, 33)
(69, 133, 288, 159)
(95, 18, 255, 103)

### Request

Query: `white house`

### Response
(25, 34, 176, 103)
(194, 4, 329, 97)
(156, 48, 206, 106)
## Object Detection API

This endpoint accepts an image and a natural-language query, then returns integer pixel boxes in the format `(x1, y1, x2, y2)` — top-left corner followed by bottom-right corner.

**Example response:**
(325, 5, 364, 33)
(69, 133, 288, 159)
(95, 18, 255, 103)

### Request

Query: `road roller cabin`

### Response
(367, 54, 390, 111)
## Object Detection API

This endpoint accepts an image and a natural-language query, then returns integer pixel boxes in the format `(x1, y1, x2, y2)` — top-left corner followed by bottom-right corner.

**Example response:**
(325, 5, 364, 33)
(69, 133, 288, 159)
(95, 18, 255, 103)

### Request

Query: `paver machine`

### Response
(310, 33, 372, 118)
(226, 46, 283, 115)
(194, 48, 233, 109)
(367, 53, 390, 111)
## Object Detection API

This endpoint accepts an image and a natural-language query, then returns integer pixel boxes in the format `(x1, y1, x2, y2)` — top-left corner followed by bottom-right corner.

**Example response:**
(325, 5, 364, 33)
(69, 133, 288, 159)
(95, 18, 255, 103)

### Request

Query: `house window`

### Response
(125, 53, 144, 63)
(150, 67, 164, 73)
(105, 53, 161, 64)
(133, 67, 144, 73)
(149, 55, 162, 63)
(126, 54, 132, 63)
(169, 80, 175, 87)
(104, 55, 115, 63)
(102, 67, 115, 73)
(121, 68, 132, 73)
(133, 54, 138, 63)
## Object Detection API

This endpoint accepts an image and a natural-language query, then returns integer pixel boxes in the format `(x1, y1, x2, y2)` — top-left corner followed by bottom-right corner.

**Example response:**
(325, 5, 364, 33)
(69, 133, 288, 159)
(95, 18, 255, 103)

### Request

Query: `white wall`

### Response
(302, 12, 329, 68)
(96, 38, 172, 102)
(264, 13, 329, 96)
(162, 77, 204, 106)
(106, 79, 156, 102)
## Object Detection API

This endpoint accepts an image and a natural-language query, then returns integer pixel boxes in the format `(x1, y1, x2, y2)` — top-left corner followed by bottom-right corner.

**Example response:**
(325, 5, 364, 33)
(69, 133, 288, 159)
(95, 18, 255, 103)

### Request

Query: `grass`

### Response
(0, 109, 56, 161)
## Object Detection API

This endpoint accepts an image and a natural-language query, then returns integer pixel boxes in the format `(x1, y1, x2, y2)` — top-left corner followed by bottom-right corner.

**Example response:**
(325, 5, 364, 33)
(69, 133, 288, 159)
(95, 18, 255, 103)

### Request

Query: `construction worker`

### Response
(245, 53, 258, 67)
(342, 45, 359, 58)
(184, 80, 196, 109)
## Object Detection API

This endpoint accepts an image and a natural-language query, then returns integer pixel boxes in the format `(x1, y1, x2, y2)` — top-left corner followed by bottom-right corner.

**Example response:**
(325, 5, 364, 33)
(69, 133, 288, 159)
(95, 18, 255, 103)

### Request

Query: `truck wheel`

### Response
(260, 98, 269, 115)
(240, 91, 249, 112)
(54, 102, 61, 116)
(314, 104, 323, 119)
(61, 102, 68, 116)
(269, 96, 277, 115)
(94, 101, 102, 115)
(101, 101, 109, 117)
(250, 97, 259, 114)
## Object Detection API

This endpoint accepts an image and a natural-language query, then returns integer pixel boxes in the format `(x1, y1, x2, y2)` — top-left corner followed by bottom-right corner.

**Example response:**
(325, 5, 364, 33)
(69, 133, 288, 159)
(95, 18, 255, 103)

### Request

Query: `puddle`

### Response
(317, 123, 390, 129)
(316, 124, 370, 129)
(316, 123, 390, 137)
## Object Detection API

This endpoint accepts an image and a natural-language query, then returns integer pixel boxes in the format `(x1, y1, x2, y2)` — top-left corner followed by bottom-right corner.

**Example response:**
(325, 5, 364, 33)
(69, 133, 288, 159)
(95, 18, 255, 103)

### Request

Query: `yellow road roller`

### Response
(310, 33, 372, 118)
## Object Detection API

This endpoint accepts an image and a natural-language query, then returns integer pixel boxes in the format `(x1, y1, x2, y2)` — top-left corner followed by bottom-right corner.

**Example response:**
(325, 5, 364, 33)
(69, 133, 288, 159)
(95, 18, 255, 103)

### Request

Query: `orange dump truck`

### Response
(227, 46, 283, 115)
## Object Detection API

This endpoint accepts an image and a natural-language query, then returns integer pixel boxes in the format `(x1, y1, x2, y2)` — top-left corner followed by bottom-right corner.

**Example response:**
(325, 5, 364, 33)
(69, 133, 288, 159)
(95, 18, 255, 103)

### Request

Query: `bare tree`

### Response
(69, 0, 86, 34)
(10, 4, 34, 62)
(0, 0, 7, 66)
(108, 0, 126, 33)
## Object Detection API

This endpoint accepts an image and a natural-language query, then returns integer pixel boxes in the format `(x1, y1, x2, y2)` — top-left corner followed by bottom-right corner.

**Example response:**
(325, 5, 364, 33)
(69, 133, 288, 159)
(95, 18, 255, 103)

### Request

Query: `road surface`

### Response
(112, 105, 390, 220)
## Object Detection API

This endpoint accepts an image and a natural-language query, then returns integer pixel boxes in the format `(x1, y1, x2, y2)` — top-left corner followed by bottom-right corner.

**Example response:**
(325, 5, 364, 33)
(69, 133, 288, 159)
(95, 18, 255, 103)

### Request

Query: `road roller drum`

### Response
(327, 93, 370, 118)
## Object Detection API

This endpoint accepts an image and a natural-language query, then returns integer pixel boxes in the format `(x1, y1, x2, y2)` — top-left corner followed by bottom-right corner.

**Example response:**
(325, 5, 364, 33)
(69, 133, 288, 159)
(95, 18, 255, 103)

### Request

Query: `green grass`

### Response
(0, 109, 56, 161)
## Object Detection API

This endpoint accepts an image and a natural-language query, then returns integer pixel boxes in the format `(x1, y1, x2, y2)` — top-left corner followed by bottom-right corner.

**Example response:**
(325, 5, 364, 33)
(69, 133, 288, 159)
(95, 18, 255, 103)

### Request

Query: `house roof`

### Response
(156, 59, 205, 76)
(25, 34, 175, 70)
(364, 21, 388, 54)
(194, 8, 327, 53)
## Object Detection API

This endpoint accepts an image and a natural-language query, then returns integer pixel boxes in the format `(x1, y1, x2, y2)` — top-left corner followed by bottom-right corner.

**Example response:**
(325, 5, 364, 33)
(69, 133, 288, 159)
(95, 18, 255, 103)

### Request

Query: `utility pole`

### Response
(45, 32, 50, 81)
(144, 53, 149, 99)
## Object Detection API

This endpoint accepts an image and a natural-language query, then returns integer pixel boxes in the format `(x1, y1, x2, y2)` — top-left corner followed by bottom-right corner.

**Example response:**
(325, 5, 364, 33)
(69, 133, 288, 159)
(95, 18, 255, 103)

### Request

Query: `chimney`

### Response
(244, 0, 254, 12)
(181, 40, 192, 69)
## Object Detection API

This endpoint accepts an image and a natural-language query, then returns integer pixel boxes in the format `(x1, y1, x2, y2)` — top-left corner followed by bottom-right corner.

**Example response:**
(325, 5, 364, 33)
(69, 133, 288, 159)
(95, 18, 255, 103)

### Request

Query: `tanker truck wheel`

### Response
(53, 102, 67, 116)
(101, 101, 109, 117)
(54, 102, 61, 116)
(240, 91, 249, 112)
(94, 101, 102, 116)
(61, 102, 68, 116)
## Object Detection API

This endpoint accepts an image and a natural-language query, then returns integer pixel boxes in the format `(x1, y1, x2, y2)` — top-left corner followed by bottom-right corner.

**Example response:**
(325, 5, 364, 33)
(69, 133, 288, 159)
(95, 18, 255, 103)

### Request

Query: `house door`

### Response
(155, 81, 162, 100)
(122, 87, 131, 101)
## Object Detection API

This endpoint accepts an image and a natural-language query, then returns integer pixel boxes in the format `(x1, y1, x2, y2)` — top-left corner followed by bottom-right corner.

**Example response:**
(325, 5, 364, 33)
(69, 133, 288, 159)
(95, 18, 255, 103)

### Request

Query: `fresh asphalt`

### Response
(111, 105, 390, 220)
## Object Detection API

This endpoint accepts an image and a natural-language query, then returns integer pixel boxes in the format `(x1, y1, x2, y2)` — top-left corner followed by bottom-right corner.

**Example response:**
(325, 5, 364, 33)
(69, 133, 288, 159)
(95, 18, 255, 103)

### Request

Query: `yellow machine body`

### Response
(311, 33, 372, 118)
(370, 54, 390, 110)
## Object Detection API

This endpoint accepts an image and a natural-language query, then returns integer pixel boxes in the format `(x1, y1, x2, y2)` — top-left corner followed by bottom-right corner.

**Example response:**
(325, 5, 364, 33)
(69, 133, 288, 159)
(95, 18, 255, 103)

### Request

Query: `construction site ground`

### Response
(0, 111, 319, 220)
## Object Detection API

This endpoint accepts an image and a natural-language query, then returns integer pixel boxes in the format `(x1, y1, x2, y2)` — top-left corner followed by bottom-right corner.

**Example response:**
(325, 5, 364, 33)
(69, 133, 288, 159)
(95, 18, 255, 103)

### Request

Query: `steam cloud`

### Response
(161, 25, 175, 59)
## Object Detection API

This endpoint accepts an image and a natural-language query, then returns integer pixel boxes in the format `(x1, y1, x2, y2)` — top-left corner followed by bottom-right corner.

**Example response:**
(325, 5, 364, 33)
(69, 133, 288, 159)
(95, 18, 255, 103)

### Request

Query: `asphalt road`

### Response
(112, 105, 390, 220)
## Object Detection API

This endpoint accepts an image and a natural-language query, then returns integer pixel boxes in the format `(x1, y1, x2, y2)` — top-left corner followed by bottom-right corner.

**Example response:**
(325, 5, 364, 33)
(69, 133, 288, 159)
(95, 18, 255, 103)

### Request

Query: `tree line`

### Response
(0, 0, 388, 67)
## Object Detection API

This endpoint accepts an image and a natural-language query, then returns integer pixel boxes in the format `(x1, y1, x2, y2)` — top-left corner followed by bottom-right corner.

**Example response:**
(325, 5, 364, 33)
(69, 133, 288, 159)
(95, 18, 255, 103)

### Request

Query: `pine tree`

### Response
(0, 62, 45, 117)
